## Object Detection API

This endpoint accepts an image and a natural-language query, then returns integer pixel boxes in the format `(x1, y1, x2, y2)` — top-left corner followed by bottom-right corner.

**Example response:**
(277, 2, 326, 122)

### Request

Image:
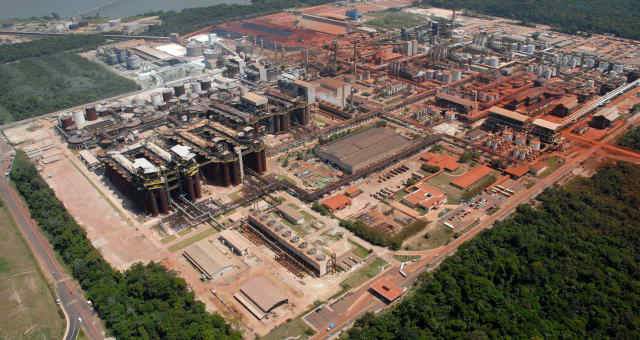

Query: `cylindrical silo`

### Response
(72, 110, 86, 125)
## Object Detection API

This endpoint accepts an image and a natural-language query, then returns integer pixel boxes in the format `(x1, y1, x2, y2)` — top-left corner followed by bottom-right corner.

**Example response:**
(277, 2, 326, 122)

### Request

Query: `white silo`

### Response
(72, 110, 86, 125)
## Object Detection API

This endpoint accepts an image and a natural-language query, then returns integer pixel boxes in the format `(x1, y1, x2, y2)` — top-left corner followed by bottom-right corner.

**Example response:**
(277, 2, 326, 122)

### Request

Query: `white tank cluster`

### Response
(72, 110, 86, 125)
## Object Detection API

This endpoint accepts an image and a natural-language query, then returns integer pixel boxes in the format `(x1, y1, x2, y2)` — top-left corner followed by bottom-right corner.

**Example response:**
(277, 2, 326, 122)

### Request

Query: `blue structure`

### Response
(346, 8, 360, 19)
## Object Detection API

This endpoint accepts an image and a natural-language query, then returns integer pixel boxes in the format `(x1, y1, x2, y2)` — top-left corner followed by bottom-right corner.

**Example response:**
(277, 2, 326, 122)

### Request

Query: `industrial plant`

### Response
(6, 0, 640, 338)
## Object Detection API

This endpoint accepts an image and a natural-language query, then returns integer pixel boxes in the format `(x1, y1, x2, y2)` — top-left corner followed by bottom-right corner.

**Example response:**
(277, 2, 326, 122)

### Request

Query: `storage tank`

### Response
(186, 44, 203, 57)
(151, 93, 164, 106)
(200, 78, 212, 91)
(86, 106, 98, 121)
(72, 110, 86, 125)
(59, 114, 74, 128)
(126, 55, 141, 70)
(133, 96, 146, 106)
(162, 89, 173, 102)
(191, 81, 202, 94)
(174, 84, 186, 97)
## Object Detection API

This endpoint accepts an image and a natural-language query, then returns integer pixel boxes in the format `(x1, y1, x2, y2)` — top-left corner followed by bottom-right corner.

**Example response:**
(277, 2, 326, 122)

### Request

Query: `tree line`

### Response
(422, 0, 640, 40)
(618, 126, 640, 152)
(344, 162, 640, 339)
(0, 34, 107, 63)
(10, 151, 241, 340)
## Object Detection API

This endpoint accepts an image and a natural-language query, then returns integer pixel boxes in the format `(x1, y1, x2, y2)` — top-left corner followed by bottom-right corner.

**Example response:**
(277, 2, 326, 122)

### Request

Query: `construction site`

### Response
(5, 0, 640, 339)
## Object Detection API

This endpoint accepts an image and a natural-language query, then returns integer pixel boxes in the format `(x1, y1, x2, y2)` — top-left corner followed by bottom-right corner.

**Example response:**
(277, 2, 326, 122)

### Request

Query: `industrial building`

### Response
(315, 127, 412, 174)
(183, 241, 234, 280)
(278, 205, 305, 225)
(218, 229, 253, 256)
(248, 214, 329, 277)
(234, 276, 288, 320)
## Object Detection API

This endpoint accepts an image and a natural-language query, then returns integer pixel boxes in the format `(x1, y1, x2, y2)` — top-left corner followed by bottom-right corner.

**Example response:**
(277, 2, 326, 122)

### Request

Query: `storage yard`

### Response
(4, 0, 640, 338)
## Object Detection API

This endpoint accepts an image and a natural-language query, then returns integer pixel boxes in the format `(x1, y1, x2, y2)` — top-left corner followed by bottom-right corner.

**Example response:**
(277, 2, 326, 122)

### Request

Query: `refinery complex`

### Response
(4, 1, 640, 338)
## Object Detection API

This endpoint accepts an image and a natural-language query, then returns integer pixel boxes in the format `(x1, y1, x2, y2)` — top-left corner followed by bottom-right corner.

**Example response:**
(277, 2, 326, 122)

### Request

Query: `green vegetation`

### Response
(460, 174, 497, 200)
(429, 144, 443, 153)
(539, 156, 565, 178)
(421, 164, 440, 173)
(10, 151, 240, 340)
(0, 53, 139, 123)
(393, 255, 420, 262)
(406, 224, 453, 250)
(161, 235, 178, 244)
(278, 174, 296, 185)
(0, 203, 65, 339)
(345, 162, 640, 339)
(262, 316, 315, 340)
(349, 240, 372, 259)
(486, 206, 499, 215)
(618, 126, 640, 152)
(366, 9, 427, 29)
(458, 151, 478, 163)
(341, 219, 428, 250)
(342, 257, 388, 290)
(168, 228, 218, 252)
(0, 34, 107, 63)
(312, 202, 331, 216)
(423, 0, 640, 40)
(146, 0, 335, 35)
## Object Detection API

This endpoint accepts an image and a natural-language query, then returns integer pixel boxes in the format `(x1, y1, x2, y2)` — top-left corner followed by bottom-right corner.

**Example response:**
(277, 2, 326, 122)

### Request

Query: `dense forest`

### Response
(0, 34, 107, 63)
(618, 126, 640, 152)
(10, 151, 241, 340)
(344, 162, 640, 339)
(0, 53, 139, 123)
(146, 0, 334, 35)
(422, 0, 640, 40)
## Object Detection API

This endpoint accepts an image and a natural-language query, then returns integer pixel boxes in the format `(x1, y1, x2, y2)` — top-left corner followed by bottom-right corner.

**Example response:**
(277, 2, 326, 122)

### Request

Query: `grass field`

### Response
(406, 224, 454, 250)
(168, 228, 217, 252)
(342, 257, 388, 289)
(349, 240, 372, 259)
(262, 317, 315, 340)
(0, 204, 65, 339)
(0, 53, 139, 123)
(540, 156, 565, 178)
(366, 9, 426, 29)
(427, 171, 465, 204)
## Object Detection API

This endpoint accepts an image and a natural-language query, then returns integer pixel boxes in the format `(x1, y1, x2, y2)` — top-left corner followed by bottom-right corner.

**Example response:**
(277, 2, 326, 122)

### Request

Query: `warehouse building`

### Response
(315, 127, 412, 174)
(234, 276, 288, 320)
(278, 204, 305, 225)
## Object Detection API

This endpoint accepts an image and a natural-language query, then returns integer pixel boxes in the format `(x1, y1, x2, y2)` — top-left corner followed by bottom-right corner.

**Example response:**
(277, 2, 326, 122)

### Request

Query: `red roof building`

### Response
(451, 165, 493, 189)
(504, 164, 530, 178)
(370, 278, 404, 303)
(402, 183, 446, 210)
(420, 152, 461, 171)
(321, 194, 352, 212)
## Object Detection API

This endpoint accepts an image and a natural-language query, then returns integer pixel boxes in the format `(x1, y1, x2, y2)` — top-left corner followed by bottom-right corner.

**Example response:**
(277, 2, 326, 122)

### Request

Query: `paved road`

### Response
(0, 141, 104, 340)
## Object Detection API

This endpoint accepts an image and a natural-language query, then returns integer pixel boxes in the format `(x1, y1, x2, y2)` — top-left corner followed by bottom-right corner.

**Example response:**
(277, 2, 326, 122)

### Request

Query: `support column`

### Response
(186, 175, 196, 201)
(159, 190, 169, 214)
(223, 163, 231, 187)
(193, 174, 202, 199)
(149, 190, 159, 216)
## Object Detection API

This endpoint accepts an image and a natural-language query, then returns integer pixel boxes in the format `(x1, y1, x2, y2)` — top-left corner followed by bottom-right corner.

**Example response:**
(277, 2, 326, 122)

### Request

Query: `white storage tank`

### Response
(72, 110, 86, 125)
(151, 93, 164, 106)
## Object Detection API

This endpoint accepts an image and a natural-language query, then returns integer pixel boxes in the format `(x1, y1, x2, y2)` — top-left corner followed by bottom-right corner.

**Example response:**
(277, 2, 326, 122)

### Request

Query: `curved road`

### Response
(0, 141, 104, 340)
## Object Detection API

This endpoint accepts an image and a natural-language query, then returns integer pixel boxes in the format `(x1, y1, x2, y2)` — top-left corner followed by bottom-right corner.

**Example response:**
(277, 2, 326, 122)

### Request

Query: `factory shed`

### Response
(451, 165, 493, 189)
(436, 93, 474, 113)
(218, 229, 252, 256)
(530, 162, 548, 176)
(504, 164, 530, 179)
(591, 107, 620, 129)
(322, 194, 352, 212)
(234, 276, 288, 319)
(344, 186, 362, 198)
(315, 127, 411, 173)
(370, 278, 404, 303)
(183, 242, 234, 280)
